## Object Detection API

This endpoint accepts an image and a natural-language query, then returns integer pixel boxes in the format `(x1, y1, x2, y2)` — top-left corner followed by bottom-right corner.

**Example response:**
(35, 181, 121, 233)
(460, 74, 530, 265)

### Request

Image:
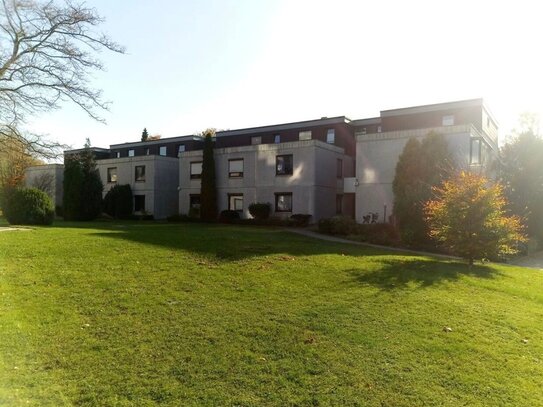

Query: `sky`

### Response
(26, 0, 543, 155)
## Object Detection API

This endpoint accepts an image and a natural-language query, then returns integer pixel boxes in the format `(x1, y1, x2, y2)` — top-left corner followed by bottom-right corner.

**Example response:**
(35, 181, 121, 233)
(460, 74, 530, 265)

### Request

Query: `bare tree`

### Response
(29, 170, 54, 195)
(0, 0, 125, 157)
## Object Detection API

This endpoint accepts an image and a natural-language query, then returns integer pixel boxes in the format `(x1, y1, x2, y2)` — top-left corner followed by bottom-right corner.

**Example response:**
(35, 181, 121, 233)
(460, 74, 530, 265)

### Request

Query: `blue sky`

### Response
(27, 0, 543, 152)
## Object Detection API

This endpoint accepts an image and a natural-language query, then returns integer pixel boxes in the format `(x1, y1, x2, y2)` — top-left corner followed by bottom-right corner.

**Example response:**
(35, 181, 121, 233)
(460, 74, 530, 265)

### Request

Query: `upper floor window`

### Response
(337, 159, 343, 178)
(442, 115, 455, 126)
(360, 128, 367, 135)
(326, 129, 335, 144)
(276, 154, 293, 176)
(115, 151, 120, 158)
(107, 167, 117, 183)
(128, 149, 135, 157)
(470, 138, 482, 165)
(178, 145, 185, 155)
(229, 159, 243, 178)
(190, 161, 203, 179)
(274, 134, 281, 144)
(159, 146, 167, 156)
(299, 130, 312, 141)
(145, 148, 150, 155)
(135, 165, 146, 182)
(251, 136, 262, 145)
(377, 125, 382, 133)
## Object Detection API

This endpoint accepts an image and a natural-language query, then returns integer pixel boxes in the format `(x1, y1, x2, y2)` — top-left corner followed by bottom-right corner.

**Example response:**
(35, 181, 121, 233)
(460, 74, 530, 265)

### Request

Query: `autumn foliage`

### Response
(425, 172, 526, 265)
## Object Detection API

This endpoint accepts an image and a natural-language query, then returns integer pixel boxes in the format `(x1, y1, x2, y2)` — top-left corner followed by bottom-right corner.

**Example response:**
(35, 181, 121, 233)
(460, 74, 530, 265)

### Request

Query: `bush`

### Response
(290, 214, 312, 227)
(248, 202, 271, 220)
(219, 210, 240, 222)
(3, 187, 54, 225)
(353, 223, 400, 246)
(103, 184, 133, 219)
(318, 216, 357, 235)
(188, 206, 200, 219)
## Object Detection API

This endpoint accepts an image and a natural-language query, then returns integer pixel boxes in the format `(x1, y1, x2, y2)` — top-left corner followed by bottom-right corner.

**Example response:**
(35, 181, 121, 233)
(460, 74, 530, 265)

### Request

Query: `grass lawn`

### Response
(1, 221, 542, 406)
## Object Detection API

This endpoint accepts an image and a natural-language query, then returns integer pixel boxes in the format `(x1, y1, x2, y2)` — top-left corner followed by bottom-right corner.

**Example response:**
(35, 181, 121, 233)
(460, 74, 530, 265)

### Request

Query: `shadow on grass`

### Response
(54, 221, 501, 288)
(347, 258, 500, 290)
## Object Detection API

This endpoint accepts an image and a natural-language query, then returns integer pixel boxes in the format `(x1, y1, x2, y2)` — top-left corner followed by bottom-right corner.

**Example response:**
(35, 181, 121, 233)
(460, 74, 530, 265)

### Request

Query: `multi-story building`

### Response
(25, 98, 499, 223)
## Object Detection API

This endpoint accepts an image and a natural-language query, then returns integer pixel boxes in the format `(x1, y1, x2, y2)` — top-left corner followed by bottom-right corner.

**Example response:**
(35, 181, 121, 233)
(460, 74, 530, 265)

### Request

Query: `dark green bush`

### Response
(290, 214, 312, 227)
(219, 210, 240, 222)
(353, 223, 400, 246)
(248, 202, 271, 220)
(3, 187, 54, 225)
(318, 216, 357, 235)
(103, 184, 133, 219)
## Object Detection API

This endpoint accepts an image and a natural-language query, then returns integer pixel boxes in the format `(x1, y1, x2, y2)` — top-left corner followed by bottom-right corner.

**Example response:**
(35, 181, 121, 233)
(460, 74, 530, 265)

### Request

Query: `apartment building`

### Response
(25, 98, 499, 222)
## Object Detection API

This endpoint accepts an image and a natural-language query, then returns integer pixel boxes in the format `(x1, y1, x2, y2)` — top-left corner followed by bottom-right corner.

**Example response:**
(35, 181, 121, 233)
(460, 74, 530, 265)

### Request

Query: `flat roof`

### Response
(110, 135, 203, 149)
(380, 98, 484, 117)
(216, 116, 351, 137)
(64, 147, 110, 154)
(350, 117, 381, 127)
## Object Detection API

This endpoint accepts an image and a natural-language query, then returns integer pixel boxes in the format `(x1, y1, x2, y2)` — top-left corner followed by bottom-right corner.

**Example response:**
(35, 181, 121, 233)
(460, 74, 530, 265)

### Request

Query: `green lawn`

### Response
(1, 221, 542, 406)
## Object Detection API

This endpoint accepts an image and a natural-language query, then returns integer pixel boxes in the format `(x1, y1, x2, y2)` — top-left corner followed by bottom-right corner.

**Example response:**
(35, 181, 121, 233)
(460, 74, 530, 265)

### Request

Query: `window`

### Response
(274, 134, 281, 144)
(135, 165, 146, 182)
(276, 155, 293, 175)
(134, 195, 145, 212)
(299, 130, 312, 141)
(360, 128, 367, 135)
(128, 149, 135, 157)
(178, 145, 185, 155)
(275, 193, 292, 212)
(190, 161, 202, 179)
(189, 194, 201, 209)
(442, 115, 455, 126)
(229, 159, 243, 178)
(337, 159, 343, 178)
(159, 146, 167, 156)
(115, 151, 120, 158)
(377, 125, 382, 133)
(470, 138, 482, 165)
(228, 194, 244, 212)
(145, 148, 150, 155)
(326, 129, 335, 144)
(107, 167, 117, 183)
(336, 194, 343, 215)
(251, 136, 262, 145)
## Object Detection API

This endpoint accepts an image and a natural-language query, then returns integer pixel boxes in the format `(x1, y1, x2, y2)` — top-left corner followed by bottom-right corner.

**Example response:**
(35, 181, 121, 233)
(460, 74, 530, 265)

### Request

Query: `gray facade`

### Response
(352, 124, 497, 224)
(98, 155, 179, 219)
(179, 140, 354, 221)
(24, 164, 64, 207)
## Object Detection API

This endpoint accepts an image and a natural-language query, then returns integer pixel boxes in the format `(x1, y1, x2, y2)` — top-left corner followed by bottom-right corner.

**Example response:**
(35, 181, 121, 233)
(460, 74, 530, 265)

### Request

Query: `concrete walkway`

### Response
(0, 227, 31, 232)
(285, 228, 459, 260)
(510, 251, 543, 270)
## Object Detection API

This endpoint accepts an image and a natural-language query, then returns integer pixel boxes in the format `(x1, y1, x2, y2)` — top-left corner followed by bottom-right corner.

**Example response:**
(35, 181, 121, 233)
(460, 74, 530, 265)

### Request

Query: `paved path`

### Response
(0, 227, 31, 232)
(510, 251, 543, 270)
(285, 228, 459, 260)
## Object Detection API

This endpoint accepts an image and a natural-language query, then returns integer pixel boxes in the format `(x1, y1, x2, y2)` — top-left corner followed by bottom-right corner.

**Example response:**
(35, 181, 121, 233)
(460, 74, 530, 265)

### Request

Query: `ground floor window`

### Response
(134, 195, 145, 212)
(228, 194, 243, 212)
(190, 194, 201, 209)
(275, 193, 292, 212)
(336, 194, 343, 215)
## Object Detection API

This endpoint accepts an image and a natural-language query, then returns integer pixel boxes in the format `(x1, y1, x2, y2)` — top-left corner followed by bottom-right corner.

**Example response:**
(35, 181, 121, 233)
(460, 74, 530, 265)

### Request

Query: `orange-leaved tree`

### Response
(425, 171, 526, 266)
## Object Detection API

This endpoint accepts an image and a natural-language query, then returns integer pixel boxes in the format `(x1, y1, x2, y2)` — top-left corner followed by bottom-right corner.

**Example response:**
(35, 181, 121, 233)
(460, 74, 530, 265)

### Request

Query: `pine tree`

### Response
(141, 128, 149, 142)
(392, 133, 454, 246)
(63, 139, 103, 220)
(200, 129, 217, 221)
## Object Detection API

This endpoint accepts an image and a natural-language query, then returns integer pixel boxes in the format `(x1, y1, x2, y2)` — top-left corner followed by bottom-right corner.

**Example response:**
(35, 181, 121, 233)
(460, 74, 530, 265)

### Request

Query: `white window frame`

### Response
(190, 161, 203, 179)
(442, 115, 455, 126)
(326, 129, 335, 144)
(299, 130, 312, 141)
(128, 149, 135, 157)
(228, 158, 244, 178)
(159, 146, 167, 156)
